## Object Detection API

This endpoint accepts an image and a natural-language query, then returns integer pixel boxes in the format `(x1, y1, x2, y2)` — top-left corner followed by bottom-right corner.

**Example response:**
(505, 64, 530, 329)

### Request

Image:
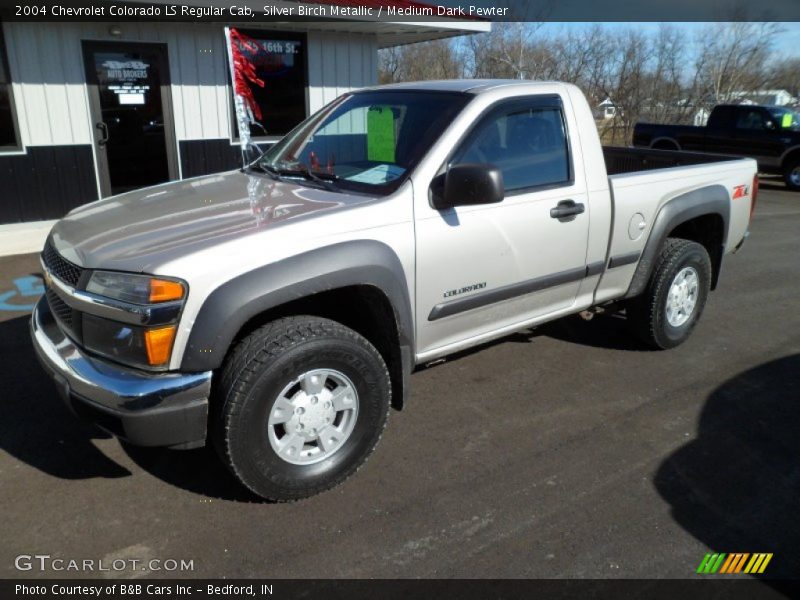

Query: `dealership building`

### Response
(0, 6, 487, 251)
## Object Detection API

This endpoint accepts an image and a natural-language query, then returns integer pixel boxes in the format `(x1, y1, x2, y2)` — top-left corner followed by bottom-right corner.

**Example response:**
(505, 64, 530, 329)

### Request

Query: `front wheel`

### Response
(627, 238, 712, 349)
(212, 316, 391, 501)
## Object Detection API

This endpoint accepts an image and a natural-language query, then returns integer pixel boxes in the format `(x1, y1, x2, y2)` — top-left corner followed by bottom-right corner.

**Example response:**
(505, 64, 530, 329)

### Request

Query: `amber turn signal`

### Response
(149, 279, 185, 303)
(144, 325, 177, 366)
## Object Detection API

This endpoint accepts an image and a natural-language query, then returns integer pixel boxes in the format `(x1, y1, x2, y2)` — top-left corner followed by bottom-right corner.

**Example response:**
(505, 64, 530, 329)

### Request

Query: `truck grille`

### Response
(45, 288, 72, 326)
(42, 240, 84, 287)
(45, 287, 80, 341)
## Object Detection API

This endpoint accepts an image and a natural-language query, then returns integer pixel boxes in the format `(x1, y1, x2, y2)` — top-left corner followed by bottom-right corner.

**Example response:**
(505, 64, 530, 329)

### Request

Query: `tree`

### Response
(767, 57, 800, 98)
(378, 39, 463, 83)
(692, 21, 782, 108)
(378, 20, 788, 144)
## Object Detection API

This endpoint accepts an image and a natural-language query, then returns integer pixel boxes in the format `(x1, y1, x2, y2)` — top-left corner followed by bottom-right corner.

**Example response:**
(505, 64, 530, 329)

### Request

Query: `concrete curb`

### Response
(0, 220, 55, 257)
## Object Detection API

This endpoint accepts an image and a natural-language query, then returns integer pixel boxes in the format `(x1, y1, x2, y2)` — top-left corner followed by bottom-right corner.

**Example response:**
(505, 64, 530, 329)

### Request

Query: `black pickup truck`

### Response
(634, 104, 800, 190)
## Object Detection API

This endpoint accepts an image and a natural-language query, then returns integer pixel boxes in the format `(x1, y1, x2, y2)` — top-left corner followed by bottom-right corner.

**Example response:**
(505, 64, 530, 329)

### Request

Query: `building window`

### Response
(0, 27, 21, 149)
(229, 30, 307, 140)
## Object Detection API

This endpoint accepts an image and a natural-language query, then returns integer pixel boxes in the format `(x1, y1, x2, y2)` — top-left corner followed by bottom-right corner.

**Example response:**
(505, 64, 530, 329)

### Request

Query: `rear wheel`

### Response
(784, 158, 800, 191)
(627, 238, 712, 349)
(212, 316, 391, 501)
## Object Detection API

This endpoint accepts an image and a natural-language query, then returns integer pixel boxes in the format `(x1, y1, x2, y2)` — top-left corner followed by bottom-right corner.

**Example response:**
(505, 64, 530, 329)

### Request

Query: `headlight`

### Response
(86, 271, 186, 304)
(81, 271, 187, 369)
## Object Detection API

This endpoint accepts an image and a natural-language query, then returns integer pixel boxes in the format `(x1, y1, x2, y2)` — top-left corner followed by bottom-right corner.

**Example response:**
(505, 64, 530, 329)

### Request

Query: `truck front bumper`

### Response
(30, 296, 212, 449)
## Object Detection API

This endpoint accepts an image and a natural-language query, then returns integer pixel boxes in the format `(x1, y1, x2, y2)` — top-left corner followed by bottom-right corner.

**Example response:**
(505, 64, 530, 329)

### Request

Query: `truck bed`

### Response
(594, 147, 755, 307)
(603, 146, 739, 176)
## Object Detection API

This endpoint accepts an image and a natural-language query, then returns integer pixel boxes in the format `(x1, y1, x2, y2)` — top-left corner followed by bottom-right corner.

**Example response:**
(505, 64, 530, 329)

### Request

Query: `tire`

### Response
(212, 316, 391, 501)
(627, 238, 712, 349)
(784, 157, 800, 191)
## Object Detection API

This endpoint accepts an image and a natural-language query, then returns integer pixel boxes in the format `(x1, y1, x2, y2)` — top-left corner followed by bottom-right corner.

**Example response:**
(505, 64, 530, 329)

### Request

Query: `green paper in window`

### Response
(782, 113, 793, 128)
(367, 106, 396, 163)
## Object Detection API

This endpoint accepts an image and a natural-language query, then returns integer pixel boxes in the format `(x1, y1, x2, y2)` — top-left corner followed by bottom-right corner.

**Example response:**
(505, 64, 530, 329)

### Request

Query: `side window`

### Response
(0, 26, 21, 149)
(708, 106, 735, 128)
(452, 103, 571, 192)
(736, 109, 768, 131)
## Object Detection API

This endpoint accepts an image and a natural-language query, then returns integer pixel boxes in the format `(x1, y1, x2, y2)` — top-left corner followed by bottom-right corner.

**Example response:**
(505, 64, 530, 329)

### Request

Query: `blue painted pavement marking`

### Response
(0, 275, 45, 312)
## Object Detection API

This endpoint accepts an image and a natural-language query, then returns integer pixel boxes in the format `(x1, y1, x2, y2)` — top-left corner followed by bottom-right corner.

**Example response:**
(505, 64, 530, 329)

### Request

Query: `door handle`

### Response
(96, 122, 109, 146)
(550, 200, 585, 219)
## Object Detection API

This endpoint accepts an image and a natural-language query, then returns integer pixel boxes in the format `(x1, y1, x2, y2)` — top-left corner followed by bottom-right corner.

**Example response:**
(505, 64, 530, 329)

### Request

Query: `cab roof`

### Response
(358, 79, 567, 94)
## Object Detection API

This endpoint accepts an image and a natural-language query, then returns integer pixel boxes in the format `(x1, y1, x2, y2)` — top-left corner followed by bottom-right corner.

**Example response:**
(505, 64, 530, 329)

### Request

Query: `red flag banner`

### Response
(228, 27, 265, 121)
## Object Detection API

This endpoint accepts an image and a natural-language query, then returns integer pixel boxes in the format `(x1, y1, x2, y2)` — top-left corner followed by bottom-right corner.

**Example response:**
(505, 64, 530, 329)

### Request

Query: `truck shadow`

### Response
(539, 312, 647, 351)
(0, 314, 131, 479)
(758, 182, 789, 193)
(120, 444, 258, 502)
(654, 354, 800, 583)
(756, 175, 788, 193)
(0, 312, 257, 500)
(417, 313, 644, 371)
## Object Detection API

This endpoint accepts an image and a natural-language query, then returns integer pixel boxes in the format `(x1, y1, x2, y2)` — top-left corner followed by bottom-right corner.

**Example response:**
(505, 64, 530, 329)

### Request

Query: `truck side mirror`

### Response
(430, 163, 505, 210)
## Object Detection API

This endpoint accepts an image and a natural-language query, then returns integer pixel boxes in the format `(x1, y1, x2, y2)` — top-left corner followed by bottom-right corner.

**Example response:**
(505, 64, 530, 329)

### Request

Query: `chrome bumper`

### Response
(30, 296, 212, 449)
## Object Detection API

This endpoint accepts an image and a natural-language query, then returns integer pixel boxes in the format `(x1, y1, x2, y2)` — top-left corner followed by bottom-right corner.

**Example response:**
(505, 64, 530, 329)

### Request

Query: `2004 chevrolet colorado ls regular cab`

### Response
(32, 80, 756, 501)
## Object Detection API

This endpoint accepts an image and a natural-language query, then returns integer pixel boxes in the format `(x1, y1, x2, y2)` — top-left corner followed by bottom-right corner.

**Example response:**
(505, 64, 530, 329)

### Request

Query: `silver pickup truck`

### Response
(32, 80, 756, 501)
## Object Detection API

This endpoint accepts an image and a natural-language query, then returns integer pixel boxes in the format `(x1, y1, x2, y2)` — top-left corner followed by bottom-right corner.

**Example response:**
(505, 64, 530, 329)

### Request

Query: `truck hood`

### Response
(48, 170, 368, 272)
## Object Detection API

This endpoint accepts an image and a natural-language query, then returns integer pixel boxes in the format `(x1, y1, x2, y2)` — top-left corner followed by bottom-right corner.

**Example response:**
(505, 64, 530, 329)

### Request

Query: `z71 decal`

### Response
(732, 184, 750, 199)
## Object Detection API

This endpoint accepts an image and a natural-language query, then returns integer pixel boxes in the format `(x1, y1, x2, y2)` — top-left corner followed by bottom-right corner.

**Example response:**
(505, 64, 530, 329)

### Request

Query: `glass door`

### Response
(82, 41, 178, 196)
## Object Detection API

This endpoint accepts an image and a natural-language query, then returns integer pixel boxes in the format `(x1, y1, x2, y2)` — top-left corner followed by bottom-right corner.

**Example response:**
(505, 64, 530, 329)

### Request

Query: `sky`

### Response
(433, 0, 800, 25)
(536, 22, 800, 59)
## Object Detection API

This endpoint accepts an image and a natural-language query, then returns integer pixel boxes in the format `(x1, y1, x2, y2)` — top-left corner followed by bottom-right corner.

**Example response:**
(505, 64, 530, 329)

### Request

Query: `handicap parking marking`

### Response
(0, 275, 44, 312)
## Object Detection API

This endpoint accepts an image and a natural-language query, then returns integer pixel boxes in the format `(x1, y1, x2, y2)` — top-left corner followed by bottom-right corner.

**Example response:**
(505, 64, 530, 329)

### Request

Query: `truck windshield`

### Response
(768, 107, 800, 131)
(258, 90, 470, 195)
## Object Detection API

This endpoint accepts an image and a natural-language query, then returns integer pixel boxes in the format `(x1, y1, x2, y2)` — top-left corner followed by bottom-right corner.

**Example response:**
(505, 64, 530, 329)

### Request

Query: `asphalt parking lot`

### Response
(1, 179, 798, 581)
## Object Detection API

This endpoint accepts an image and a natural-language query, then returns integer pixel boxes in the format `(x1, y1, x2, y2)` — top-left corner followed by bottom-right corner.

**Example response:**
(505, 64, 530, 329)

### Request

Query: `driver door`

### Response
(414, 95, 591, 356)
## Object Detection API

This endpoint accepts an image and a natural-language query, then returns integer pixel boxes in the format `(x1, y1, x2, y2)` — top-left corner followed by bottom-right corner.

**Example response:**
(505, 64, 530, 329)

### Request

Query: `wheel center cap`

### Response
(288, 391, 335, 438)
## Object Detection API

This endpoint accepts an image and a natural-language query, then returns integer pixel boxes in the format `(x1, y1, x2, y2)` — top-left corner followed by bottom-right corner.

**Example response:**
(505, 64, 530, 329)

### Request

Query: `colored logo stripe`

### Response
(744, 554, 773, 574)
(697, 553, 773, 574)
(697, 553, 726, 574)
(719, 553, 749, 573)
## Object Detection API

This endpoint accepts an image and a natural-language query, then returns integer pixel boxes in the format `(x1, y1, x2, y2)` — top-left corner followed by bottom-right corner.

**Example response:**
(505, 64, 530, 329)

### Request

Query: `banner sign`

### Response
(224, 27, 265, 162)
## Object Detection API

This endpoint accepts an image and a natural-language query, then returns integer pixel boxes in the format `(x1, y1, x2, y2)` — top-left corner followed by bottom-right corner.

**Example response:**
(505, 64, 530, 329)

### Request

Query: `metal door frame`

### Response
(81, 40, 179, 197)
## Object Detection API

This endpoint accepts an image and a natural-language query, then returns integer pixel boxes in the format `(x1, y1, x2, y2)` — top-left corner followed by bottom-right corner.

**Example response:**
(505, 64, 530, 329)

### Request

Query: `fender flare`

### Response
(625, 185, 730, 299)
(180, 241, 414, 386)
(649, 136, 681, 150)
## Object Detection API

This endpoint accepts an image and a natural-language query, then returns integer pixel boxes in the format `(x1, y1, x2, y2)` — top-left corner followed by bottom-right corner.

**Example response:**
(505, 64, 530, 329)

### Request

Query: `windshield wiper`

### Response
(250, 160, 342, 192)
(293, 165, 341, 192)
(271, 162, 342, 193)
(245, 162, 281, 180)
